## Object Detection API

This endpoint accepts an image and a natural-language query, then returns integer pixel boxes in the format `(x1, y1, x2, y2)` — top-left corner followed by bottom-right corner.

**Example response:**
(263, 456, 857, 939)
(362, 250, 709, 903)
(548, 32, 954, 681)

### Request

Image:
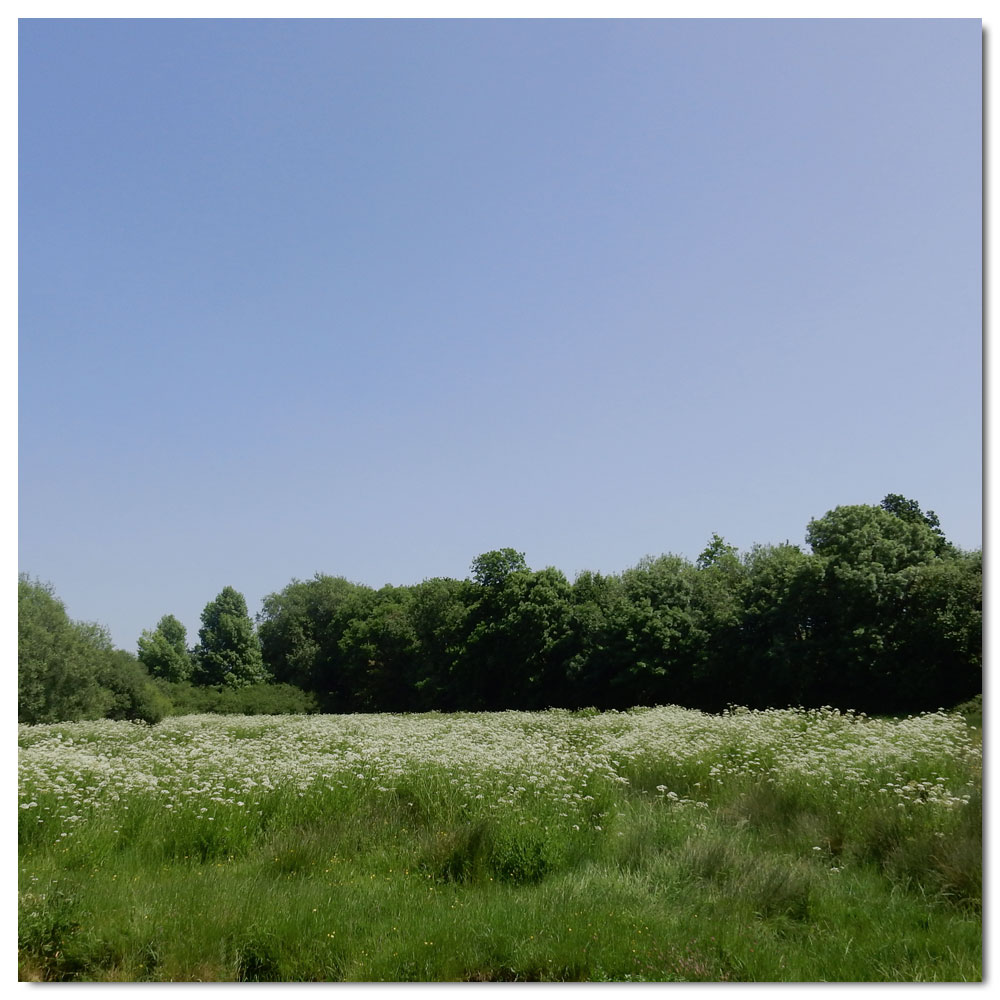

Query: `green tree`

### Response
(19, 575, 170, 724)
(460, 551, 532, 709)
(458, 553, 573, 710)
(689, 536, 749, 708)
(566, 570, 635, 709)
(617, 554, 705, 707)
(137, 614, 192, 682)
(470, 548, 528, 588)
(696, 533, 740, 571)
(504, 566, 575, 709)
(18, 576, 108, 723)
(806, 503, 940, 574)
(338, 585, 420, 711)
(884, 548, 982, 710)
(727, 543, 825, 709)
(879, 493, 949, 551)
(193, 586, 269, 688)
(692, 534, 746, 641)
(257, 575, 376, 709)
(804, 503, 954, 710)
(96, 649, 172, 724)
(407, 576, 474, 711)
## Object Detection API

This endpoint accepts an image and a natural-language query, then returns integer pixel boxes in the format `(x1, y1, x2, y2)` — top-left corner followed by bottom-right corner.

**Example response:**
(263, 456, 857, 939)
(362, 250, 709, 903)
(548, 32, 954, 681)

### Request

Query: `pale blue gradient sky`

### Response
(19, 18, 982, 649)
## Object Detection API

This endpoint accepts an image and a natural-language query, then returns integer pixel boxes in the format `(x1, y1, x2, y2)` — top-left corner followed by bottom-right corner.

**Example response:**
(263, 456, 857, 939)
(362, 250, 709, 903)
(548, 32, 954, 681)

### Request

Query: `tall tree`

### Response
(500, 566, 575, 709)
(617, 554, 704, 707)
(805, 503, 951, 710)
(18, 575, 108, 723)
(726, 542, 825, 710)
(407, 576, 473, 711)
(885, 549, 982, 710)
(566, 570, 634, 709)
(137, 613, 192, 682)
(470, 548, 528, 588)
(459, 552, 576, 710)
(689, 536, 749, 709)
(460, 551, 533, 709)
(338, 585, 420, 712)
(807, 503, 940, 573)
(194, 586, 269, 688)
(257, 574, 376, 709)
(19, 575, 169, 724)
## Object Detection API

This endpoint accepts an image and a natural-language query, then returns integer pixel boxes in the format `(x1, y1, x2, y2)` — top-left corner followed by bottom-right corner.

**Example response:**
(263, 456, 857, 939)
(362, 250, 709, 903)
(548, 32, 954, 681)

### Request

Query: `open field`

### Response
(18, 705, 981, 982)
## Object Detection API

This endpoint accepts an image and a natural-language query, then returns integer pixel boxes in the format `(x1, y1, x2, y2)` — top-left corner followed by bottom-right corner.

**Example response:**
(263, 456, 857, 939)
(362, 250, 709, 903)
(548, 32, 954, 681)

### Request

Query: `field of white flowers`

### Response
(18, 706, 982, 982)
(19, 705, 979, 831)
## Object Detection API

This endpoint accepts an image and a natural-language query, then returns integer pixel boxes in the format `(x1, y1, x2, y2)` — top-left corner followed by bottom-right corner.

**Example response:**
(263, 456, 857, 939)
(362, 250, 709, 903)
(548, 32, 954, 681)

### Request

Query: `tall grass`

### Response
(18, 706, 981, 981)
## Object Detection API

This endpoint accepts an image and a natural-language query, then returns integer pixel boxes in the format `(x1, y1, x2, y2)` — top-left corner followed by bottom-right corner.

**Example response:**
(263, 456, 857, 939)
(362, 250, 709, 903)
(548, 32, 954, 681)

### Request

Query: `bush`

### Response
(214, 683, 319, 716)
(96, 651, 172, 724)
(155, 681, 319, 716)
(19, 577, 170, 725)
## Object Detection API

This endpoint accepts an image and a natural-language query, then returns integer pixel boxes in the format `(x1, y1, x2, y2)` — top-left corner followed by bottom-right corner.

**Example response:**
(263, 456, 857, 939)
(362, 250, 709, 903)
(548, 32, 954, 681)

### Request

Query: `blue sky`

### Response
(18, 18, 982, 649)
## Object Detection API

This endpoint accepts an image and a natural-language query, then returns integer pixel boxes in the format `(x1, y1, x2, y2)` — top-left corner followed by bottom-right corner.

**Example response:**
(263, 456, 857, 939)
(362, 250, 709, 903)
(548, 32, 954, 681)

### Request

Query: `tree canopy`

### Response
(194, 586, 269, 688)
(20, 495, 981, 723)
(19, 575, 168, 725)
(137, 614, 193, 683)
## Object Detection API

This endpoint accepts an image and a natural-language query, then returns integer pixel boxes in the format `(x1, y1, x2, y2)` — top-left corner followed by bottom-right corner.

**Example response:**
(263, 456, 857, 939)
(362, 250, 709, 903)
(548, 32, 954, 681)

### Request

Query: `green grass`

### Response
(18, 706, 981, 981)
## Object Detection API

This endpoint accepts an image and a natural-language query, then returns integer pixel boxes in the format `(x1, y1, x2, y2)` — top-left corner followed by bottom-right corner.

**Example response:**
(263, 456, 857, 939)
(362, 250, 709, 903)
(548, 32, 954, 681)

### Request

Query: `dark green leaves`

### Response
(194, 587, 269, 688)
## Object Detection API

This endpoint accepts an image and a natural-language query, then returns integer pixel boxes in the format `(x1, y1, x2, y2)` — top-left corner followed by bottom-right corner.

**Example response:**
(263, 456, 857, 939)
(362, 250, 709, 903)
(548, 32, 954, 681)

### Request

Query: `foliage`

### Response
(194, 587, 269, 688)
(236, 497, 984, 715)
(459, 561, 574, 710)
(470, 548, 528, 588)
(96, 650, 172, 724)
(137, 614, 193, 683)
(154, 680, 319, 716)
(20, 493, 981, 721)
(257, 575, 376, 708)
(803, 502, 979, 711)
(18, 576, 169, 725)
(806, 503, 941, 573)
(406, 576, 472, 711)
(879, 493, 949, 552)
(718, 543, 823, 710)
(18, 576, 111, 724)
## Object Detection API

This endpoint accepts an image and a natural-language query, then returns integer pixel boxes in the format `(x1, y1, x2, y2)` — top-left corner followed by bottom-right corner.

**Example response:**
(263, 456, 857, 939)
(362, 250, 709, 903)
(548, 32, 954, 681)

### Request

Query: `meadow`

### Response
(18, 705, 982, 982)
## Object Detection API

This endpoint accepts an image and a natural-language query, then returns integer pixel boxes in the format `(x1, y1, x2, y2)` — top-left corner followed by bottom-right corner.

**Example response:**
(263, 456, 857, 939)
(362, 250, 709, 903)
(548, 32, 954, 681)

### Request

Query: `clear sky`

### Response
(18, 18, 982, 650)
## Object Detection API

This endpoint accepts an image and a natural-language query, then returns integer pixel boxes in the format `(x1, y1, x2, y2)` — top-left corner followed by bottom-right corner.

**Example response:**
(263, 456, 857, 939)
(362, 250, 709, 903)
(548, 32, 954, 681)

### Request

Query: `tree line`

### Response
(18, 495, 982, 725)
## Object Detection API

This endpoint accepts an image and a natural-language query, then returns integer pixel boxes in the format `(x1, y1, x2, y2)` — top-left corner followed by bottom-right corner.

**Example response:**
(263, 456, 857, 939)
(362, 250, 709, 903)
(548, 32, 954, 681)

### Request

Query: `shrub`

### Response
(19, 576, 171, 725)
(213, 683, 319, 716)
(96, 651, 172, 724)
(155, 681, 319, 716)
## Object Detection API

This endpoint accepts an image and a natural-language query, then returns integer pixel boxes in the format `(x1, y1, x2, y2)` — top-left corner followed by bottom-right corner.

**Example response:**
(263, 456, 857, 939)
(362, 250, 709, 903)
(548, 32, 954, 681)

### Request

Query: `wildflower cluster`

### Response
(18, 705, 978, 851)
